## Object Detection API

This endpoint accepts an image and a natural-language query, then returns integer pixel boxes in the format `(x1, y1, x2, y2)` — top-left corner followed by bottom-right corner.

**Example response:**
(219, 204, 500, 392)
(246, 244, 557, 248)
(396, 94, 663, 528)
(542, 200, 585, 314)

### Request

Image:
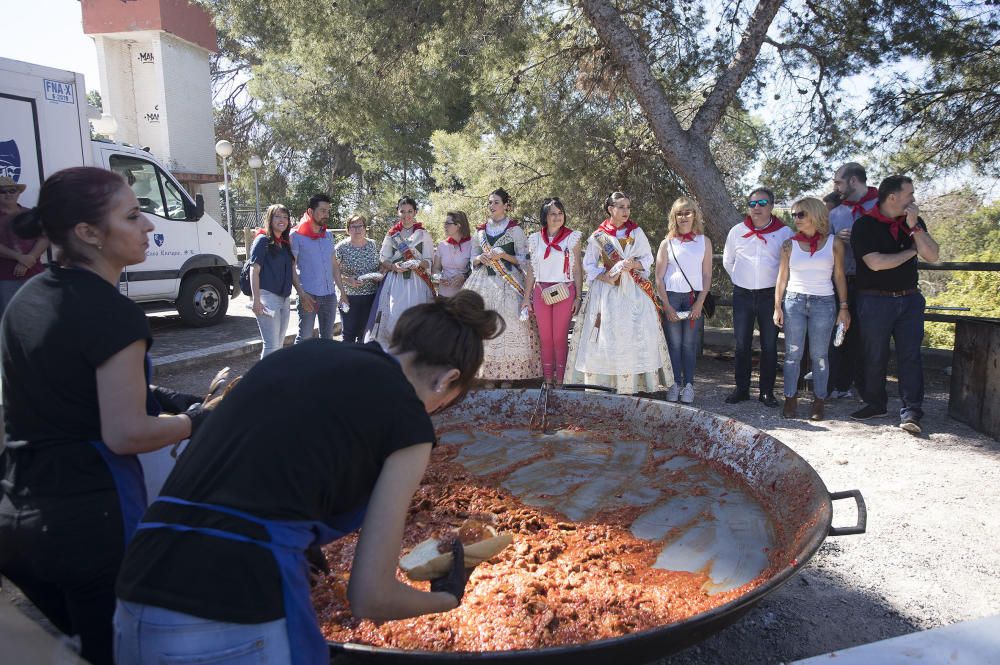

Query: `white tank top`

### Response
(786, 235, 834, 296)
(663, 235, 706, 292)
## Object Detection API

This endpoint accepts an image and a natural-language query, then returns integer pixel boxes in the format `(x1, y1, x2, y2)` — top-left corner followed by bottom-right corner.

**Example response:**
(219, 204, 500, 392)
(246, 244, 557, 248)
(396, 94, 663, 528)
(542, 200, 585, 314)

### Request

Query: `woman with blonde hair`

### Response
(335, 214, 380, 343)
(774, 197, 851, 421)
(249, 204, 311, 357)
(655, 197, 713, 403)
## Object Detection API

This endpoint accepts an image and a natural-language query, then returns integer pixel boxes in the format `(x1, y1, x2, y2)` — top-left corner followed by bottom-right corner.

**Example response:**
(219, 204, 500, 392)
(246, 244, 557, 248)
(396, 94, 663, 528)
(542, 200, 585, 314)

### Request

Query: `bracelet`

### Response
(839, 304, 849, 309)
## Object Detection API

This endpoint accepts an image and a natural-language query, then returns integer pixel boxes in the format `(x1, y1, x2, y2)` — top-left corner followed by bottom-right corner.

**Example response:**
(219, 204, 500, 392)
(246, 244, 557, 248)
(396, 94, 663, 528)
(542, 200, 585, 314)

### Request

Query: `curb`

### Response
(151, 333, 297, 372)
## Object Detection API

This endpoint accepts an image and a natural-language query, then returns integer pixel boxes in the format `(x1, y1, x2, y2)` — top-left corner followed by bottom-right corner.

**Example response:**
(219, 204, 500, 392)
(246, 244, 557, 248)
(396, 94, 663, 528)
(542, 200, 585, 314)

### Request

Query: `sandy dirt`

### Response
(5, 348, 998, 664)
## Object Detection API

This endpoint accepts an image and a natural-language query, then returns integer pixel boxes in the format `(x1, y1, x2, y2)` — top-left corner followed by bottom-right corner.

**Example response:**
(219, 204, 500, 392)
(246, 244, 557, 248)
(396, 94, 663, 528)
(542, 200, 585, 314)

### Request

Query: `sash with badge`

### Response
(391, 228, 436, 295)
(593, 223, 662, 311)
(477, 221, 525, 297)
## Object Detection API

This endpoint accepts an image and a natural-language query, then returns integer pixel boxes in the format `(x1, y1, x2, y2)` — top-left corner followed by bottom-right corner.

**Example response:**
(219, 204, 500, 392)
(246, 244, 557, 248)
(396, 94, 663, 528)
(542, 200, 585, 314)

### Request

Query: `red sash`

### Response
(477, 230, 524, 297)
(390, 228, 435, 295)
(594, 229, 662, 311)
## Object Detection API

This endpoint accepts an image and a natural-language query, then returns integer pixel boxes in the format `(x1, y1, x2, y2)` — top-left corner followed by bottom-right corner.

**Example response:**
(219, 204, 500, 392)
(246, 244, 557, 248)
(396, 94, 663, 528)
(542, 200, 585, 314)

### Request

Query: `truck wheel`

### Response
(177, 273, 229, 326)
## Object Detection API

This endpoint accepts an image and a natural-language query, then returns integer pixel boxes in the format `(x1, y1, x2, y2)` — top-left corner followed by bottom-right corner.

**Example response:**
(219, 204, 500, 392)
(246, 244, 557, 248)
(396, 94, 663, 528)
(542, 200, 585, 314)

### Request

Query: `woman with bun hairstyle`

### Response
(465, 188, 541, 383)
(522, 197, 583, 387)
(0, 167, 216, 664)
(565, 191, 671, 394)
(366, 196, 435, 348)
(115, 291, 504, 665)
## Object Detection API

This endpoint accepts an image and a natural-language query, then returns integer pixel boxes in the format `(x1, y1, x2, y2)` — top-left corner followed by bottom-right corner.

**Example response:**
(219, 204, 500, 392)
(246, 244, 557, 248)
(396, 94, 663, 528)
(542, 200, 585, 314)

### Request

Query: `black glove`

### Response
(184, 403, 211, 439)
(150, 385, 202, 414)
(430, 540, 470, 604)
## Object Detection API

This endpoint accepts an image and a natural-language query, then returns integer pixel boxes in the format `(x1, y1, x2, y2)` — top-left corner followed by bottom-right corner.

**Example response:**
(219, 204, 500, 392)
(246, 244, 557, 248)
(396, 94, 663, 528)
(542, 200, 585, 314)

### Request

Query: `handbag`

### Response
(540, 282, 570, 306)
(668, 238, 715, 318)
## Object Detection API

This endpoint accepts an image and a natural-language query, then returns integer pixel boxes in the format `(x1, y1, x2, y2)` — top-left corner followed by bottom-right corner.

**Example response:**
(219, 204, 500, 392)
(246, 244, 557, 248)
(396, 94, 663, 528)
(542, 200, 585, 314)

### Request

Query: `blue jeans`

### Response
(114, 600, 292, 665)
(662, 291, 703, 386)
(732, 286, 779, 396)
(254, 290, 291, 358)
(295, 292, 338, 343)
(857, 292, 925, 420)
(782, 292, 836, 399)
(341, 293, 376, 343)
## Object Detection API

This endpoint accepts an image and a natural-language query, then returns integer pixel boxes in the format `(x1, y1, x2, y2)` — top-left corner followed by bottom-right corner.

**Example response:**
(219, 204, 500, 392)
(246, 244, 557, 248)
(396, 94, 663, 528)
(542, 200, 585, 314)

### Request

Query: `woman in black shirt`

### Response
(0, 167, 210, 664)
(114, 291, 503, 665)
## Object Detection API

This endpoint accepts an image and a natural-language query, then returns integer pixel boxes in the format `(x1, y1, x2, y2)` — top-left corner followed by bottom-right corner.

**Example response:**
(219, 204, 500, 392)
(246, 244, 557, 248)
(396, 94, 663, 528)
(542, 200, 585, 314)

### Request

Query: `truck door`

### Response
(107, 154, 200, 300)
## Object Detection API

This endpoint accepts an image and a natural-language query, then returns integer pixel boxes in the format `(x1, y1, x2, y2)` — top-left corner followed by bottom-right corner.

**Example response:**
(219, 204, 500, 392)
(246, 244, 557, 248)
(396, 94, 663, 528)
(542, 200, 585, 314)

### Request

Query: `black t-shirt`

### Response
(851, 215, 928, 291)
(116, 340, 437, 623)
(1, 265, 151, 498)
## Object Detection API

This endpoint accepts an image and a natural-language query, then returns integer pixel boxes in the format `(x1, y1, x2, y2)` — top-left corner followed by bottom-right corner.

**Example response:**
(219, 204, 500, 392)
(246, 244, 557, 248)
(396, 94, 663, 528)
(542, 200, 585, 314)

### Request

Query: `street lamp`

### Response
(248, 154, 263, 225)
(215, 139, 234, 232)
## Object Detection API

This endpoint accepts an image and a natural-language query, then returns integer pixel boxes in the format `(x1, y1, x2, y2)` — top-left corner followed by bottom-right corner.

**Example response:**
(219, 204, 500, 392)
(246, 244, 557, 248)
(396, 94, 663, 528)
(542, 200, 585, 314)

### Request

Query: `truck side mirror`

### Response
(187, 193, 205, 221)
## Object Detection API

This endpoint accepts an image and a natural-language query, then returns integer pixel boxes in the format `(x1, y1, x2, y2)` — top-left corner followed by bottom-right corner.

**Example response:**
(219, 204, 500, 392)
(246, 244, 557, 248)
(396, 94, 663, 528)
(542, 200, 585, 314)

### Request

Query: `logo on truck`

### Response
(154, 233, 165, 247)
(0, 140, 21, 181)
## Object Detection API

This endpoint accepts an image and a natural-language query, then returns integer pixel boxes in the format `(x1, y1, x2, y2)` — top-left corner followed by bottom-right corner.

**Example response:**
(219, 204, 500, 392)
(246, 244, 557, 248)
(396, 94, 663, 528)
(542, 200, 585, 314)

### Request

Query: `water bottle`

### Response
(246, 303, 275, 318)
(340, 301, 350, 313)
(833, 321, 846, 347)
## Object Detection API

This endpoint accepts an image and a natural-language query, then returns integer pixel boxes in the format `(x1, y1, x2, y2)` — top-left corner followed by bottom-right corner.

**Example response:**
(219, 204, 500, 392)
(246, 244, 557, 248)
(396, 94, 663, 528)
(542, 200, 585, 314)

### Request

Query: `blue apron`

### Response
(89, 353, 162, 542)
(136, 495, 366, 665)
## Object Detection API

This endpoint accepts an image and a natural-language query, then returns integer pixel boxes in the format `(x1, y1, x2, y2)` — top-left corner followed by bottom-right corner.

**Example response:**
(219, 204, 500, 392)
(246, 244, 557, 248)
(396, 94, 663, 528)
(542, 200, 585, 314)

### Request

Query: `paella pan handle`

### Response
(559, 383, 617, 393)
(827, 489, 867, 536)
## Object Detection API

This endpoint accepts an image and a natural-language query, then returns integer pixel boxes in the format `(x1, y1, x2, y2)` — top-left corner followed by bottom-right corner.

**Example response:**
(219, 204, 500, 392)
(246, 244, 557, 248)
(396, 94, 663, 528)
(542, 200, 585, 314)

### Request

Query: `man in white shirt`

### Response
(828, 162, 879, 399)
(722, 188, 794, 406)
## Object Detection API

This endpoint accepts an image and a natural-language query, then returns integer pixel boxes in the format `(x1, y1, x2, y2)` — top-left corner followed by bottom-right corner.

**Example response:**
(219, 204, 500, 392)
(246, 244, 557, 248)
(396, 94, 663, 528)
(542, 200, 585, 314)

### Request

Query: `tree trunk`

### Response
(579, 0, 782, 241)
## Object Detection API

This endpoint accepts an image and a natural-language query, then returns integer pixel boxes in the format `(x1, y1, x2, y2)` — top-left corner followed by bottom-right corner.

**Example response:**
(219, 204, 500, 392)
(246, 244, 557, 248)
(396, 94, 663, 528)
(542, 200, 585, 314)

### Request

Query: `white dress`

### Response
(365, 226, 435, 348)
(464, 219, 542, 380)
(565, 224, 671, 394)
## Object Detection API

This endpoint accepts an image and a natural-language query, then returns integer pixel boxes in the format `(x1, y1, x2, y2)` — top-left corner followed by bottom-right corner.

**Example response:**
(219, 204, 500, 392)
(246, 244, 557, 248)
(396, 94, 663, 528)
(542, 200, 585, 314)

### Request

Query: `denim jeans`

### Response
(341, 293, 376, 343)
(662, 290, 703, 386)
(295, 292, 338, 343)
(857, 292, 925, 420)
(732, 285, 779, 396)
(782, 292, 836, 399)
(254, 290, 291, 358)
(114, 600, 291, 664)
(828, 280, 863, 393)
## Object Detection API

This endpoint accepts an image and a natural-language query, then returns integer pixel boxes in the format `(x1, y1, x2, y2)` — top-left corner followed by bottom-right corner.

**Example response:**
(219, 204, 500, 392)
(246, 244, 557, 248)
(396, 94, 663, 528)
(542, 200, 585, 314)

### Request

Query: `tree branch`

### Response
(690, 0, 784, 138)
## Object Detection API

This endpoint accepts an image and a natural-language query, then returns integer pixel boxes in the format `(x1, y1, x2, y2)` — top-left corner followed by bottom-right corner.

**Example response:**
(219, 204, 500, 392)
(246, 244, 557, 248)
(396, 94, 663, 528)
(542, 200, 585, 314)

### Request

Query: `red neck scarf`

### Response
(389, 220, 424, 236)
(255, 228, 289, 245)
(868, 206, 913, 241)
(294, 210, 326, 239)
(677, 232, 696, 242)
(791, 232, 823, 256)
(598, 218, 638, 237)
(742, 215, 785, 243)
(477, 218, 519, 233)
(445, 236, 470, 247)
(542, 226, 573, 277)
(842, 186, 879, 218)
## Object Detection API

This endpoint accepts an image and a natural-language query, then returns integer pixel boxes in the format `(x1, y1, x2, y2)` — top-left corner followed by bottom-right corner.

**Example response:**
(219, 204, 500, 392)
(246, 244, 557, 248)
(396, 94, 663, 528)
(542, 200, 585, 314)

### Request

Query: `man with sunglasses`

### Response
(722, 188, 794, 407)
(850, 175, 939, 434)
(828, 162, 879, 400)
(0, 176, 48, 319)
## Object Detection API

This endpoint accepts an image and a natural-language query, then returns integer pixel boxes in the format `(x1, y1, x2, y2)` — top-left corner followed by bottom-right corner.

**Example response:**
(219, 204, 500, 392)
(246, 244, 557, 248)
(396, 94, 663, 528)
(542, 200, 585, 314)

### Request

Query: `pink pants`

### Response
(532, 282, 576, 381)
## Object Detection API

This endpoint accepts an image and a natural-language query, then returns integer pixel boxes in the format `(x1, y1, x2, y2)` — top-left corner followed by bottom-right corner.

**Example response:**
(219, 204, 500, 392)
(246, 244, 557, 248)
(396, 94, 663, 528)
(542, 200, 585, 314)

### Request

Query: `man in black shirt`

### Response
(850, 175, 940, 432)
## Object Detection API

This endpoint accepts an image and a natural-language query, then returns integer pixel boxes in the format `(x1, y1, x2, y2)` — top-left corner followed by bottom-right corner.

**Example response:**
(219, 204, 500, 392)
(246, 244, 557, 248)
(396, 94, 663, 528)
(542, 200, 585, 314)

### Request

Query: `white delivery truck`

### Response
(0, 57, 240, 326)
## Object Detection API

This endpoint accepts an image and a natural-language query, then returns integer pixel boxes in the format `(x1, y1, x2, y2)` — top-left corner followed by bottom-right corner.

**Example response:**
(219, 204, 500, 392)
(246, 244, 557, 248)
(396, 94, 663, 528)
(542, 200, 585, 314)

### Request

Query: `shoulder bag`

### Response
(668, 238, 716, 318)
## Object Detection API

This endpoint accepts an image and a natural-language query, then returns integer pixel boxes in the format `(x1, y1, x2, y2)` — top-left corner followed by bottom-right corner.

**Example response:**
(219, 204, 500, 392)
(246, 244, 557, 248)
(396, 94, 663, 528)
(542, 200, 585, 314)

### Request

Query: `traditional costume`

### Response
(565, 219, 671, 393)
(365, 221, 435, 348)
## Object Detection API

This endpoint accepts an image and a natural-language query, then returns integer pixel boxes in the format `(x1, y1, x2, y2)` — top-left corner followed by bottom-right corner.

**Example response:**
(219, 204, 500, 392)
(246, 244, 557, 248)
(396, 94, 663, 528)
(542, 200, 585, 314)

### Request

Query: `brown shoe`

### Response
(810, 398, 825, 421)
(783, 396, 797, 418)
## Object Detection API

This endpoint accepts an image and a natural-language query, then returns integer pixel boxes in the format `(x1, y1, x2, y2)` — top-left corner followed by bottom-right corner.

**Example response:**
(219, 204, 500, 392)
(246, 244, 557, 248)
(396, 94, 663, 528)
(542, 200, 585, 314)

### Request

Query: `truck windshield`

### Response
(109, 154, 189, 221)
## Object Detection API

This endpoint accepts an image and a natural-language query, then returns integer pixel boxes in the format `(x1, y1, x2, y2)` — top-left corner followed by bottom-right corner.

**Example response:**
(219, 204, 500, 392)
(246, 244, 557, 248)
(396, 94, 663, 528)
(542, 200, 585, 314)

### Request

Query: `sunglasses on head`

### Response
(791, 211, 808, 219)
(748, 199, 770, 208)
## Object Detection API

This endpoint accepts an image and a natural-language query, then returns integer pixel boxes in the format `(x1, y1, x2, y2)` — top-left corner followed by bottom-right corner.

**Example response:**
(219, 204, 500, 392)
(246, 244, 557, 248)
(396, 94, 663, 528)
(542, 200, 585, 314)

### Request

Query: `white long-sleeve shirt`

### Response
(583, 225, 654, 283)
(722, 221, 793, 290)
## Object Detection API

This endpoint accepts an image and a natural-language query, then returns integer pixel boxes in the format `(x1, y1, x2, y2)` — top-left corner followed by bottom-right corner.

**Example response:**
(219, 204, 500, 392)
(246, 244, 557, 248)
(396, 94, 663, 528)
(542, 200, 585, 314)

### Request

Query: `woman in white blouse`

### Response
(522, 198, 583, 387)
(565, 191, 671, 394)
(464, 188, 541, 384)
(655, 197, 713, 404)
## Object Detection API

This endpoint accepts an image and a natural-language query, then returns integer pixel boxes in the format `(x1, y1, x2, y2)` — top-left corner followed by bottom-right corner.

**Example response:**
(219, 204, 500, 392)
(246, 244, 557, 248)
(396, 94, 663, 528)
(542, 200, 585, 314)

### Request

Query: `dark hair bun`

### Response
(444, 290, 505, 341)
(12, 208, 44, 239)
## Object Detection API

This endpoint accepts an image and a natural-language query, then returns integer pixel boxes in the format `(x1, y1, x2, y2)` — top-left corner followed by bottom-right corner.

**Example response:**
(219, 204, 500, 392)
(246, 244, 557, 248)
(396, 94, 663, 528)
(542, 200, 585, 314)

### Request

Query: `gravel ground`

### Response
(6, 347, 998, 664)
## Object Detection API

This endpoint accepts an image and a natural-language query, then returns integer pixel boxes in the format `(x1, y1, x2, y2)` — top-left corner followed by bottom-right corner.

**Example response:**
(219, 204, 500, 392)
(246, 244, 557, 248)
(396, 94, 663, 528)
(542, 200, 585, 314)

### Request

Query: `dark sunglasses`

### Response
(748, 199, 771, 208)
(791, 211, 808, 219)
(0, 188, 20, 195)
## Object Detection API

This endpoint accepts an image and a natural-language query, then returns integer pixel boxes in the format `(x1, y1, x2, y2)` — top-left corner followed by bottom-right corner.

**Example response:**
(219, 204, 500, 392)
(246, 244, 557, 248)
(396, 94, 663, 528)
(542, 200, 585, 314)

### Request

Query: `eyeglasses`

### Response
(348, 224, 365, 230)
(444, 220, 458, 226)
(791, 211, 808, 219)
(0, 188, 20, 195)
(748, 199, 770, 208)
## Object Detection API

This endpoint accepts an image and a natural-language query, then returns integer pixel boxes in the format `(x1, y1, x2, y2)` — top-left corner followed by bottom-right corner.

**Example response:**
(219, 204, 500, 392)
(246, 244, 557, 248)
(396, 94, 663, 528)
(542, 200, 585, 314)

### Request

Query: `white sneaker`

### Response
(680, 383, 695, 404)
(666, 384, 680, 401)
